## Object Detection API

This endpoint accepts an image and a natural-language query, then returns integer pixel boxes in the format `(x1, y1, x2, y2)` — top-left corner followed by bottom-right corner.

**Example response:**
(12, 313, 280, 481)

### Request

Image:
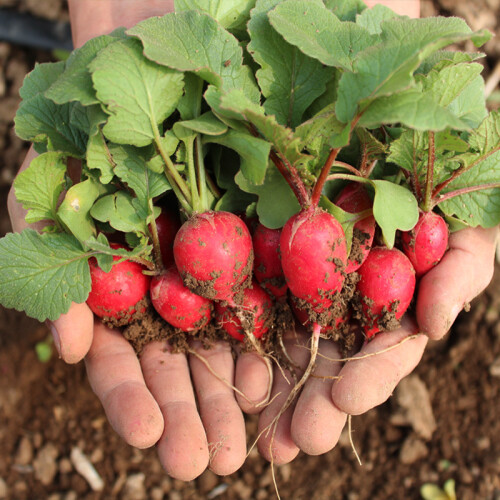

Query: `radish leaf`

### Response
(90, 38, 184, 147)
(248, 0, 334, 128)
(13, 152, 67, 225)
(268, 0, 374, 71)
(0, 230, 92, 322)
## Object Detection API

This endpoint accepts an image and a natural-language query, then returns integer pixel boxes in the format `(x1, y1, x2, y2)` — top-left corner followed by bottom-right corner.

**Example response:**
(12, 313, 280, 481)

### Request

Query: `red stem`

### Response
(311, 148, 340, 208)
(423, 131, 435, 212)
(432, 182, 500, 208)
(433, 144, 500, 199)
(269, 151, 310, 208)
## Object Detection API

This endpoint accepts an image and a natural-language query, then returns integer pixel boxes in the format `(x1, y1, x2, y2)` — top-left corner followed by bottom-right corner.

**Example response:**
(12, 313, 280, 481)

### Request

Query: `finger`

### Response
(364, 0, 420, 17)
(189, 340, 246, 476)
(234, 351, 272, 414)
(85, 321, 164, 449)
(416, 226, 498, 340)
(332, 317, 428, 415)
(257, 330, 310, 465)
(47, 302, 94, 364)
(290, 338, 347, 456)
(68, 0, 175, 47)
(140, 341, 209, 481)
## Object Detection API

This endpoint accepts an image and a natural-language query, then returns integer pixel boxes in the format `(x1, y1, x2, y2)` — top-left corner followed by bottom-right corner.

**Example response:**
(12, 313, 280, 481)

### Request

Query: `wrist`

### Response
(364, 0, 420, 17)
(68, 0, 175, 48)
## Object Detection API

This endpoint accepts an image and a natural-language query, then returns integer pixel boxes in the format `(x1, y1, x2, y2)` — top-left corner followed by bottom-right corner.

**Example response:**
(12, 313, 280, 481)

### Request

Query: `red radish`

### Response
(252, 223, 287, 299)
(401, 211, 448, 277)
(154, 209, 181, 267)
(215, 280, 272, 342)
(150, 265, 212, 332)
(356, 246, 416, 338)
(173, 211, 253, 301)
(280, 207, 347, 315)
(87, 243, 150, 323)
(334, 183, 375, 273)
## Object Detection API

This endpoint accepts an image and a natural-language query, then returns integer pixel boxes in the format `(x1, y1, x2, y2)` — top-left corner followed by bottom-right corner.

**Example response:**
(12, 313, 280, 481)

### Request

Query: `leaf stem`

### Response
(154, 131, 192, 206)
(331, 161, 362, 176)
(186, 136, 202, 212)
(423, 131, 435, 212)
(246, 123, 310, 208)
(433, 182, 500, 208)
(311, 148, 341, 208)
(147, 198, 165, 274)
(269, 151, 310, 208)
(195, 135, 211, 209)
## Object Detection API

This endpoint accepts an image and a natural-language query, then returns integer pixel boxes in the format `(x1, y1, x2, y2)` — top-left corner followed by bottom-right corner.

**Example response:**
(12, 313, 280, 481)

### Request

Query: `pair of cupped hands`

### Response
(7, 0, 499, 482)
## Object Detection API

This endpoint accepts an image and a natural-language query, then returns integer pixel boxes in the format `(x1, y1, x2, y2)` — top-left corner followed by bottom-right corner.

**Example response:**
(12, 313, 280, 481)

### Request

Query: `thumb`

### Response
(47, 302, 94, 363)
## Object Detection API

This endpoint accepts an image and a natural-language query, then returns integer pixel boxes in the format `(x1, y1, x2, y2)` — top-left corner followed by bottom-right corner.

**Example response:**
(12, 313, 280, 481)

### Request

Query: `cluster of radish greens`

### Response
(0, 0, 499, 351)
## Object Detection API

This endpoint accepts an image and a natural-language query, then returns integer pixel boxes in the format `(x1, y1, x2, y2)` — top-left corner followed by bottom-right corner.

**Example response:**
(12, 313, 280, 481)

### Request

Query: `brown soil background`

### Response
(1, 1, 500, 499)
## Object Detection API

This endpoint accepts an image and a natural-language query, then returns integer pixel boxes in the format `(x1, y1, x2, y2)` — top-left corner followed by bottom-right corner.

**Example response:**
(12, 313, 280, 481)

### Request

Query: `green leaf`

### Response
(371, 180, 419, 248)
(420, 484, 449, 500)
(443, 479, 456, 500)
(45, 34, 120, 106)
(57, 178, 100, 243)
(13, 152, 67, 225)
(324, 0, 366, 22)
(218, 89, 310, 170)
(175, 111, 228, 137)
(235, 166, 301, 228)
(85, 233, 152, 270)
(90, 37, 184, 147)
(111, 144, 171, 202)
(295, 103, 350, 171)
(205, 129, 271, 185)
(355, 4, 398, 35)
(0, 229, 91, 322)
(336, 17, 492, 124)
(248, 0, 333, 128)
(174, 0, 256, 33)
(468, 109, 500, 154)
(86, 130, 116, 184)
(15, 62, 87, 157)
(90, 192, 148, 235)
(421, 62, 487, 129)
(268, 0, 374, 71)
(358, 88, 466, 131)
(437, 149, 500, 228)
(128, 11, 258, 100)
(417, 50, 485, 75)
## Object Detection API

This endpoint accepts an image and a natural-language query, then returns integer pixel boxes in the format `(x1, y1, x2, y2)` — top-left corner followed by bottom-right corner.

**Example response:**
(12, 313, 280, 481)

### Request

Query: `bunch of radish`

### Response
(0, 2, 498, 406)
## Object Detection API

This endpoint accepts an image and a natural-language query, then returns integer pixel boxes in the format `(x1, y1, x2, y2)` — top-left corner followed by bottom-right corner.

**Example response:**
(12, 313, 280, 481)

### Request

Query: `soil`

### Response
(1, 1, 500, 499)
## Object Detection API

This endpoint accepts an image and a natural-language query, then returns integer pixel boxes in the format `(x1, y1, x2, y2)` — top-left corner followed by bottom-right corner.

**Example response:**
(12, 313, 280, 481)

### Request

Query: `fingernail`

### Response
(48, 323, 62, 357)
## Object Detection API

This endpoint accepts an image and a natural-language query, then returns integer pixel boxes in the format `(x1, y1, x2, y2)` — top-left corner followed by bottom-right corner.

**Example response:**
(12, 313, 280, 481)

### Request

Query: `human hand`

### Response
(252, 0, 498, 465)
(256, 225, 498, 463)
(7, 0, 273, 481)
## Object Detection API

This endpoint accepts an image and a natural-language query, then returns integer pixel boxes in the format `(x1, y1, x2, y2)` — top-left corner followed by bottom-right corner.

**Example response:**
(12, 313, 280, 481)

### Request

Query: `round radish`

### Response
(252, 223, 287, 299)
(334, 183, 375, 273)
(87, 244, 150, 324)
(355, 246, 416, 338)
(150, 265, 212, 332)
(401, 211, 448, 277)
(280, 207, 347, 315)
(173, 211, 253, 301)
(215, 280, 272, 342)
(154, 208, 181, 267)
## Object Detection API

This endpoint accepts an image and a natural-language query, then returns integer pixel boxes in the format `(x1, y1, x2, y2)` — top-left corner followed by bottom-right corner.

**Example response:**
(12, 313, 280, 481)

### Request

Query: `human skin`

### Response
(7, 0, 499, 479)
